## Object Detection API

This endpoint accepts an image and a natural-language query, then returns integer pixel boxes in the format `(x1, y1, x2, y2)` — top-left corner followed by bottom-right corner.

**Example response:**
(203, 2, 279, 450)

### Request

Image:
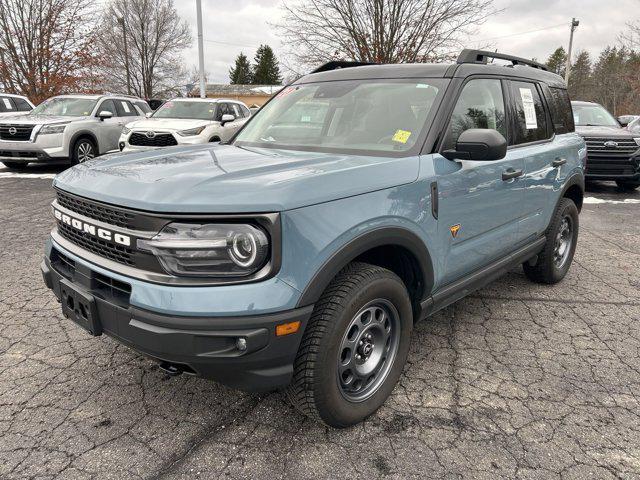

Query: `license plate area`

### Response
(59, 279, 102, 336)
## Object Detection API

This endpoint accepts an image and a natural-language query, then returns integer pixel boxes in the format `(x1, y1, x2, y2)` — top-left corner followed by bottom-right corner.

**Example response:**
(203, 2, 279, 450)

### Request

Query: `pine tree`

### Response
(546, 47, 567, 77)
(229, 53, 253, 84)
(252, 45, 281, 85)
(568, 50, 592, 101)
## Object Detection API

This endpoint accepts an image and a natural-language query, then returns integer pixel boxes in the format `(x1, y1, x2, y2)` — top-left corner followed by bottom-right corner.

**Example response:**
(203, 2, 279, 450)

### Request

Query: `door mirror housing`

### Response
(220, 114, 235, 125)
(442, 129, 507, 161)
(98, 111, 113, 121)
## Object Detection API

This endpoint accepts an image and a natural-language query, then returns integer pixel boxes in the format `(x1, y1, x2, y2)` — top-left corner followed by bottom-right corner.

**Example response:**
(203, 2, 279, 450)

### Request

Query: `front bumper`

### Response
(0, 135, 67, 161)
(41, 251, 313, 392)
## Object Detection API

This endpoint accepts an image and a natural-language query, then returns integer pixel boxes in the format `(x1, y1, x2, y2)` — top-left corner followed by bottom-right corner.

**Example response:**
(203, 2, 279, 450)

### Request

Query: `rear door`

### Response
(436, 77, 526, 285)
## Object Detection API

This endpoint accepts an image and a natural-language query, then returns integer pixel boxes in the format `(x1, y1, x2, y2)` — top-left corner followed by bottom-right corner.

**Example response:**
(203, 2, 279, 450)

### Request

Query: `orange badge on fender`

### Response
(450, 224, 461, 238)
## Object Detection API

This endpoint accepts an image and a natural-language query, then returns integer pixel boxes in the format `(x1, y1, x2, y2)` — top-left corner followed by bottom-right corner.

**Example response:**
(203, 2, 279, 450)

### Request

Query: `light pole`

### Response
(118, 16, 132, 95)
(564, 18, 579, 84)
(196, 0, 206, 98)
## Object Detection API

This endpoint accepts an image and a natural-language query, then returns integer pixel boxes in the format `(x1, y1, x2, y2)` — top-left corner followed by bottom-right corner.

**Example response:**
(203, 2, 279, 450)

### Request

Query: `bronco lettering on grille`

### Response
(53, 208, 131, 247)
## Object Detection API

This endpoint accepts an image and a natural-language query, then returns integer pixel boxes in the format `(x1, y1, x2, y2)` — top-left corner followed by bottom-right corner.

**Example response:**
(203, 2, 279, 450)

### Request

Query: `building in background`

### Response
(191, 84, 282, 107)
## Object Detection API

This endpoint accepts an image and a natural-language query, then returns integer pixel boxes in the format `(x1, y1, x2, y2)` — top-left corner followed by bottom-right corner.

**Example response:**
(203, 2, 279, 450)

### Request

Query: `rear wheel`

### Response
(1, 161, 25, 169)
(71, 138, 96, 165)
(616, 180, 639, 191)
(286, 262, 413, 428)
(523, 198, 579, 284)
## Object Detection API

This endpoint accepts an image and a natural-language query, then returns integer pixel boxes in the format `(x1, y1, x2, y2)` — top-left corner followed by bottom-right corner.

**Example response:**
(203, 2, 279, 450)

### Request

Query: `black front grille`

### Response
(583, 137, 639, 176)
(58, 222, 134, 266)
(56, 191, 135, 229)
(93, 271, 131, 305)
(0, 124, 34, 141)
(129, 132, 178, 147)
(0, 150, 38, 158)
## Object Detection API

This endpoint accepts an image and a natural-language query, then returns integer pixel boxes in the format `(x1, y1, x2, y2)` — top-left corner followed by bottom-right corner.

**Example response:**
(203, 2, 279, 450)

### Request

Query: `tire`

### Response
(523, 197, 579, 284)
(2, 161, 25, 169)
(287, 262, 413, 428)
(616, 180, 639, 191)
(71, 138, 97, 165)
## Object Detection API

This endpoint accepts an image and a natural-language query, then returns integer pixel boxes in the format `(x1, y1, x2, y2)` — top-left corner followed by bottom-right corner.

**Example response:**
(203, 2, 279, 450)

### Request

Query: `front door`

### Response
(95, 99, 122, 153)
(436, 78, 525, 286)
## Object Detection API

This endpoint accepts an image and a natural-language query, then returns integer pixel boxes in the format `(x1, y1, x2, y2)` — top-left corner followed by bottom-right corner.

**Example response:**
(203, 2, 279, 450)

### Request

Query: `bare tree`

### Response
(0, 0, 99, 103)
(276, 0, 498, 68)
(98, 0, 192, 99)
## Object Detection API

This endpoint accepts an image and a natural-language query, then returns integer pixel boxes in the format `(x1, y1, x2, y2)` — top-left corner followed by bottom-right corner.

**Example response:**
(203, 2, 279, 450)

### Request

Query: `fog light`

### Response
(236, 337, 247, 351)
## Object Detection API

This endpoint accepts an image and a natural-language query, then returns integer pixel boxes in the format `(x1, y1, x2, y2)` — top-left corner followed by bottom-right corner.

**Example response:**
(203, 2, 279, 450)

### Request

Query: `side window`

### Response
(443, 79, 507, 150)
(215, 103, 231, 121)
(241, 105, 251, 118)
(97, 99, 117, 116)
(542, 86, 575, 134)
(134, 101, 152, 114)
(116, 100, 137, 116)
(508, 81, 550, 144)
(0, 96, 16, 113)
(14, 98, 32, 111)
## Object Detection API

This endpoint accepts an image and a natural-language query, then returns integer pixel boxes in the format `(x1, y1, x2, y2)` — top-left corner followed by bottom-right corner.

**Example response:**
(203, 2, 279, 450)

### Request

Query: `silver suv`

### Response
(0, 94, 150, 169)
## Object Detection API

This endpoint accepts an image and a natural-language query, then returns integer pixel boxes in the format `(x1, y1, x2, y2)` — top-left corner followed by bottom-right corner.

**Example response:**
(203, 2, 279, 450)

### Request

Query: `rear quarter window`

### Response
(543, 86, 575, 134)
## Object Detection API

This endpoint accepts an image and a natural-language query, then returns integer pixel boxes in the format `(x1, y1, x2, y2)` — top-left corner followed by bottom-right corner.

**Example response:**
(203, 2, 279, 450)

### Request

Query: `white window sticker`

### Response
(519, 88, 538, 129)
(2, 98, 13, 110)
(121, 101, 131, 113)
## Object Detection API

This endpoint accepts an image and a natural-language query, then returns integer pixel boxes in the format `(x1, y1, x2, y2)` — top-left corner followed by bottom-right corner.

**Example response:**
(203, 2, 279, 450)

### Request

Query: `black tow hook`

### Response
(158, 362, 183, 376)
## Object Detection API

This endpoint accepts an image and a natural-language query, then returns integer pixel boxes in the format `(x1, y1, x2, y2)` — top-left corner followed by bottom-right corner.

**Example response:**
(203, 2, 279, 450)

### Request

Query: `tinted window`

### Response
(116, 100, 137, 116)
(134, 101, 152, 114)
(14, 98, 32, 112)
(0, 96, 16, 112)
(509, 81, 549, 144)
(97, 99, 117, 116)
(443, 78, 506, 150)
(543, 87, 574, 134)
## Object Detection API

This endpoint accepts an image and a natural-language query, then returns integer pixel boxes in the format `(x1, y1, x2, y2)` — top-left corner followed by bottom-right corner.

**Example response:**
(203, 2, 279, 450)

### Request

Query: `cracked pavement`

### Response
(1, 166, 639, 479)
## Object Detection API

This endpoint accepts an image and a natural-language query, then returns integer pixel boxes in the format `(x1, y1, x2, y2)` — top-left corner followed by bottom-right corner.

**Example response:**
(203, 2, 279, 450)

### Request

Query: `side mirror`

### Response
(220, 114, 235, 125)
(145, 112, 153, 118)
(98, 111, 113, 121)
(442, 129, 507, 161)
(618, 116, 630, 127)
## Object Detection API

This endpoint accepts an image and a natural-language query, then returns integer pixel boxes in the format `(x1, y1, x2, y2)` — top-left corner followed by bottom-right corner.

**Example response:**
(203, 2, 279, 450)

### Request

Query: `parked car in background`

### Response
(43, 50, 585, 427)
(119, 98, 251, 151)
(572, 101, 640, 191)
(617, 114, 639, 127)
(0, 94, 149, 169)
(628, 116, 640, 134)
(0, 93, 34, 116)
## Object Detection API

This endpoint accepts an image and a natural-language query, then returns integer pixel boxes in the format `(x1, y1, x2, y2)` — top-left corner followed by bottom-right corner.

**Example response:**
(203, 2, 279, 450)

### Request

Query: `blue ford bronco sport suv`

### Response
(42, 50, 586, 427)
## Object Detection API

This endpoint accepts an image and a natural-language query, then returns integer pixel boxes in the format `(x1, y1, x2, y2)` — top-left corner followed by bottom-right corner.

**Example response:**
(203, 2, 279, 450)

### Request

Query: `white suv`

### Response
(0, 93, 34, 116)
(0, 94, 150, 169)
(119, 98, 251, 151)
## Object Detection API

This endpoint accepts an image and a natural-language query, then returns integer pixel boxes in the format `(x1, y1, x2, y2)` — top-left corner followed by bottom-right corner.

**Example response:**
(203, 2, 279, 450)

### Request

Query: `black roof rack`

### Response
(310, 60, 378, 74)
(457, 49, 548, 71)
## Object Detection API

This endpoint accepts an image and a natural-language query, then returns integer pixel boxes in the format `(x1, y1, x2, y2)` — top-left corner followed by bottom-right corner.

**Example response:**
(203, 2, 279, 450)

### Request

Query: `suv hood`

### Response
(126, 118, 212, 131)
(0, 114, 86, 125)
(53, 144, 419, 213)
(575, 125, 637, 138)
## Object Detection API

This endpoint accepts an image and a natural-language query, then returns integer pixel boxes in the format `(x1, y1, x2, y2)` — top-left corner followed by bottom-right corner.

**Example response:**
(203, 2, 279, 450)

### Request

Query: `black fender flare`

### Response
(296, 226, 434, 308)
(559, 171, 585, 211)
(69, 131, 100, 156)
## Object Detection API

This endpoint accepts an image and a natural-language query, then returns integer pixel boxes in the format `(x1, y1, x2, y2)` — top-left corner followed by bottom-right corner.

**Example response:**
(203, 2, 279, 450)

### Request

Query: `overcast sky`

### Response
(174, 0, 637, 84)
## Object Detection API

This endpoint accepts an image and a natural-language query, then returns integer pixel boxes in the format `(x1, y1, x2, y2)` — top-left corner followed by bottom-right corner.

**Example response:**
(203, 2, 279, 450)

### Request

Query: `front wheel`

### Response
(616, 180, 639, 191)
(71, 138, 96, 165)
(286, 262, 413, 428)
(523, 198, 579, 284)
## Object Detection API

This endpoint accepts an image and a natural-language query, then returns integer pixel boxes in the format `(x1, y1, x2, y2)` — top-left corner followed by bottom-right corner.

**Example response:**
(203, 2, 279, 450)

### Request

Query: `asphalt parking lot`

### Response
(1, 164, 639, 480)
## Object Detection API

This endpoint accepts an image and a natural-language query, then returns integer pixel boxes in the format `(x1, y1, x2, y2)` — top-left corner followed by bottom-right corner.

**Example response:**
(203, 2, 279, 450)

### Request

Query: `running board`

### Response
(419, 237, 546, 319)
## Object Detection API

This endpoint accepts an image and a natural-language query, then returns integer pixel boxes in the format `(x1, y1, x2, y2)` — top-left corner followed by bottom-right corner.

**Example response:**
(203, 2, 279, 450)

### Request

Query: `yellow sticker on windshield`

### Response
(392, 129, 412, 144)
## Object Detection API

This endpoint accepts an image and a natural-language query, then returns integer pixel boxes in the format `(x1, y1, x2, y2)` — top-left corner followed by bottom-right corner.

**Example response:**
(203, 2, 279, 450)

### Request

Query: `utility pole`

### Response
(118, 16, 132, 96)
(564, 18, 579, 84)
(196, 0, 206, 98)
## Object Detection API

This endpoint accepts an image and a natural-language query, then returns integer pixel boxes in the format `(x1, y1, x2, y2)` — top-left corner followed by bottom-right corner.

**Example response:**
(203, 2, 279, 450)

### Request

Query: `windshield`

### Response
(572, 103, 619, 127)
(153, 100, 217, 120)
(30, 97, 97, 117)
(234, 79, 444, 155)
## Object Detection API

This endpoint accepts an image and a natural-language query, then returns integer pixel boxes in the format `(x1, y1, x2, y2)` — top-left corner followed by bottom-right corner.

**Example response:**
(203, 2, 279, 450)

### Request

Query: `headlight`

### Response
(39, 123, 68, 135)
(137, 223, 269, 277)
(177, 126, 206, 137)
(122, 126, 131, 135)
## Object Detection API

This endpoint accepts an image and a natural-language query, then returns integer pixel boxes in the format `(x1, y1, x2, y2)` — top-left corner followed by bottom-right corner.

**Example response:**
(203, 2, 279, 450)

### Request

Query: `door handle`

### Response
(552, 157, 567, 167)
(502, 168, 523, 181)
